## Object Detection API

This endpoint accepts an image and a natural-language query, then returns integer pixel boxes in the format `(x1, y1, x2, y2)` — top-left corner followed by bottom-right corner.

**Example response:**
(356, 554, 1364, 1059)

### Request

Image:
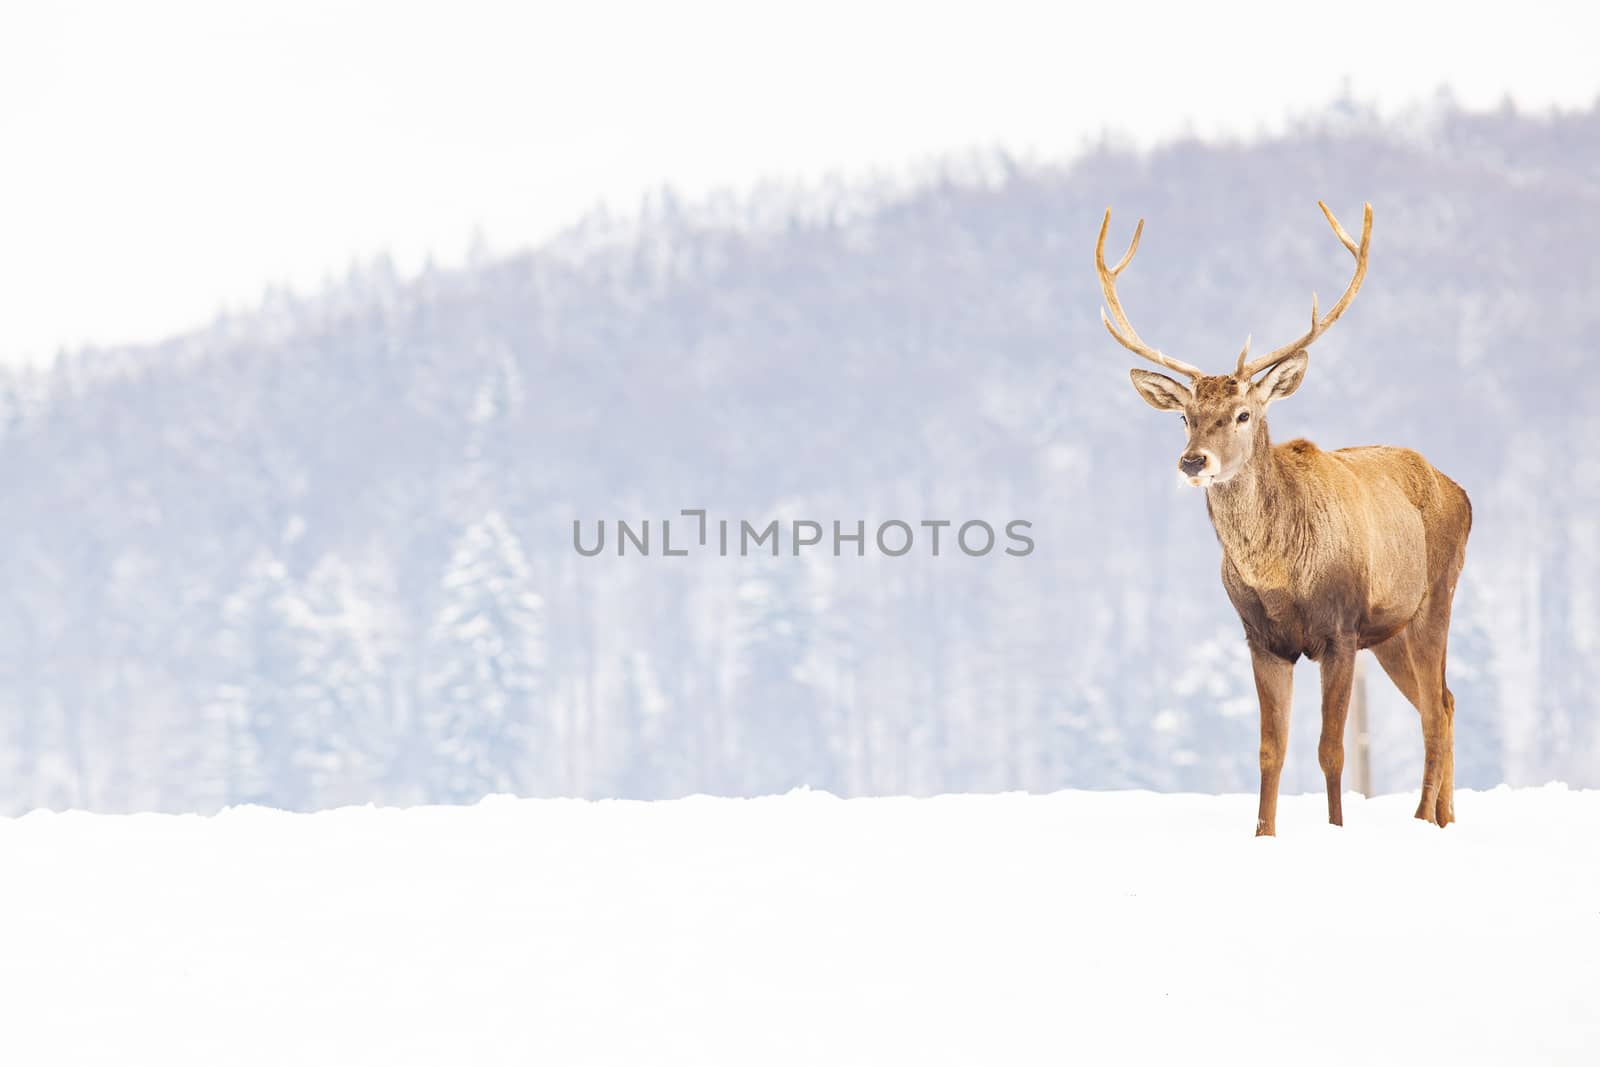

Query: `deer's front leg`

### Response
(1317, 638, 1357, 827)
(1250, 645, 1294, 836)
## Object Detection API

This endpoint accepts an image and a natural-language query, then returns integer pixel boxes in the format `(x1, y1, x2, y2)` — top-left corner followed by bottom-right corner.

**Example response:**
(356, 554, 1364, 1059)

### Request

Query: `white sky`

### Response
(2, 1, 1596, 366)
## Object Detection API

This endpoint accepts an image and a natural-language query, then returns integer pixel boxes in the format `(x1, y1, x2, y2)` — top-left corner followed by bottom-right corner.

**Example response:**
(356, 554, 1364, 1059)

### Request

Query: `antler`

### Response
(1097, 210, 1202, 379)
(1236, 201, 1372, 379)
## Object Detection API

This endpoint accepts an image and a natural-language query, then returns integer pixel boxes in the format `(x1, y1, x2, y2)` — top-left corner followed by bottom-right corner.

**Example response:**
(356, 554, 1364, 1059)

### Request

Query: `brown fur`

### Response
(1137, 369, 1471, 835)
(1105, 202, 1468, 834)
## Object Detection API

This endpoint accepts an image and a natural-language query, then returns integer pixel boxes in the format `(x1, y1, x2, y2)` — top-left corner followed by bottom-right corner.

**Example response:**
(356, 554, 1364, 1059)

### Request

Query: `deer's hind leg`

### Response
(1370, 589, 1458, 827)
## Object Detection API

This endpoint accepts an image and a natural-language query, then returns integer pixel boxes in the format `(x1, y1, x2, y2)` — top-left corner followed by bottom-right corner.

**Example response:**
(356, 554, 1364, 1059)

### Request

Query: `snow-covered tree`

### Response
(212, 553, 300, 805)
(278, 555, 392, 807)
(727, 560, 833, 795)
(420, 513, 546, 802)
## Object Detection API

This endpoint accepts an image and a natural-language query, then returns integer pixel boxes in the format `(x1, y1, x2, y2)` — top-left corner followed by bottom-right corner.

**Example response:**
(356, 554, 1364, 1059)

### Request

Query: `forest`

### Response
(2, 97, 1596, 812)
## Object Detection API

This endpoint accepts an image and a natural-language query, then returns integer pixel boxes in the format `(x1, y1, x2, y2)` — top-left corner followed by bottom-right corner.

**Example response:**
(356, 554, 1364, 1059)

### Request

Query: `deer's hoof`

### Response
(1413, 805, 1444, 827)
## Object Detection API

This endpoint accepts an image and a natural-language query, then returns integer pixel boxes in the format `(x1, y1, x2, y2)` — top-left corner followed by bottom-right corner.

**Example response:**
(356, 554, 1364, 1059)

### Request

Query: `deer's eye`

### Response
(1236, 411, 1250, 424)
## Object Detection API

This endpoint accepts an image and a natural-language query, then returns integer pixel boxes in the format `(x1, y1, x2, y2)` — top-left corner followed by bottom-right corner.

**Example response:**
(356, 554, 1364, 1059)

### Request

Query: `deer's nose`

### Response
(1179, 453, 1208, 477)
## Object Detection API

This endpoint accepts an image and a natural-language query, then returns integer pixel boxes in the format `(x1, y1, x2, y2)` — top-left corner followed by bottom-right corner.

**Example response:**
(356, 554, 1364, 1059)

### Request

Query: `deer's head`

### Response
(1097, 202, 1372, 488)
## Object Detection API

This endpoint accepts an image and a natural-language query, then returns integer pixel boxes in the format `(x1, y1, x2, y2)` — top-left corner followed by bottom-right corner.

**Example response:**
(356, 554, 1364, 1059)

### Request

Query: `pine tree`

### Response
(212, 553, 300, 805)
(421, 512, 546, 803)
(728, 559, 833, 795)
(279, 555, 391, 807)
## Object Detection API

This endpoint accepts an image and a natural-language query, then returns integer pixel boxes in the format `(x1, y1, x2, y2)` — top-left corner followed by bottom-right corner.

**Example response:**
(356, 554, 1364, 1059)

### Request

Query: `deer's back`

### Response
(1328, 443, 1472, 582)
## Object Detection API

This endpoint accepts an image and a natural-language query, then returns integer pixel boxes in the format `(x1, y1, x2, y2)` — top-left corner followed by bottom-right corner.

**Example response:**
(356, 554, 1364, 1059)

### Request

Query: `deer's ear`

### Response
(1129, 369, 1191, 412)
(1254, 351, 1309, 405)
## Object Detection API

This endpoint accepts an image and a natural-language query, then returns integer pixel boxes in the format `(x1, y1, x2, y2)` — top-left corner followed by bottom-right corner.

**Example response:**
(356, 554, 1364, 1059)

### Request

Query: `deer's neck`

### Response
(1204, 430, 1300, 589)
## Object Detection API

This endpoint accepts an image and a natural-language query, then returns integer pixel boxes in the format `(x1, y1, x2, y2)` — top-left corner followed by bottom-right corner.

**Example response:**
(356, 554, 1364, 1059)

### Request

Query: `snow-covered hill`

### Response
(7, 102, 1600, 814)
(3, 787, 1594, 1065)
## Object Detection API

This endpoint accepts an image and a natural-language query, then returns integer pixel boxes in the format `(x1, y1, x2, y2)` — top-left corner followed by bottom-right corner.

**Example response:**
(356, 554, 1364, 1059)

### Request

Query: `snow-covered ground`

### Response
(2, 787, 1595, 1065)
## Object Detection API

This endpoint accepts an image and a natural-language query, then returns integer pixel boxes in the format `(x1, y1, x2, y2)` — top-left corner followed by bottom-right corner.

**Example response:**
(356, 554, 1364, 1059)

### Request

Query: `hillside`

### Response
(2, 99, 1599, 812)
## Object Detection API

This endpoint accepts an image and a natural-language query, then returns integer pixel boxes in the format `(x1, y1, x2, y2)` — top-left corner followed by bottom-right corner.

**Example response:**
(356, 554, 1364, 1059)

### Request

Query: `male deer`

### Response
(1097, 202, 1471, 835)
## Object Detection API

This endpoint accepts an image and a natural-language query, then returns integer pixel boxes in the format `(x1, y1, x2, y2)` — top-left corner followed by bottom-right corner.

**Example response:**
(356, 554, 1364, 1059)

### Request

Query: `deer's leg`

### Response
(1371, 603, 1454, 828)
(1436, 684, 1456, 826)
(1423, 583, 1460, 827)
(1317, 637, 1357, 827)
(1431, 488, 1469, 826)
(1250, 645, 1294, 837)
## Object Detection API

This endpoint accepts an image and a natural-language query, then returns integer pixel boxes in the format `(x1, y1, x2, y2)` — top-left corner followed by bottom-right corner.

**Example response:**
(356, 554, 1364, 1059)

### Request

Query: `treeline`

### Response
(1, 96, 1597, 812)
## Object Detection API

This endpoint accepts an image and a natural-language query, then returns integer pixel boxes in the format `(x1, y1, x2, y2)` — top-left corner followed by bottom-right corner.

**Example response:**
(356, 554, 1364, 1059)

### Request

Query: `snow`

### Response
(2, 787, 1596, 1065)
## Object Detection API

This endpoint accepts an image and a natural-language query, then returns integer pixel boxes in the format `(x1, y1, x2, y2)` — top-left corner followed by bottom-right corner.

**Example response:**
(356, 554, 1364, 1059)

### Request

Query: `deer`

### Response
(1096, 201, 1471, 835)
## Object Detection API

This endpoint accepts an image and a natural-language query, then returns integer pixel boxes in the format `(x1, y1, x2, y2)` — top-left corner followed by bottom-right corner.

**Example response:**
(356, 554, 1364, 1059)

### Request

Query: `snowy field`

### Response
(2, 788, 1596, 1066)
